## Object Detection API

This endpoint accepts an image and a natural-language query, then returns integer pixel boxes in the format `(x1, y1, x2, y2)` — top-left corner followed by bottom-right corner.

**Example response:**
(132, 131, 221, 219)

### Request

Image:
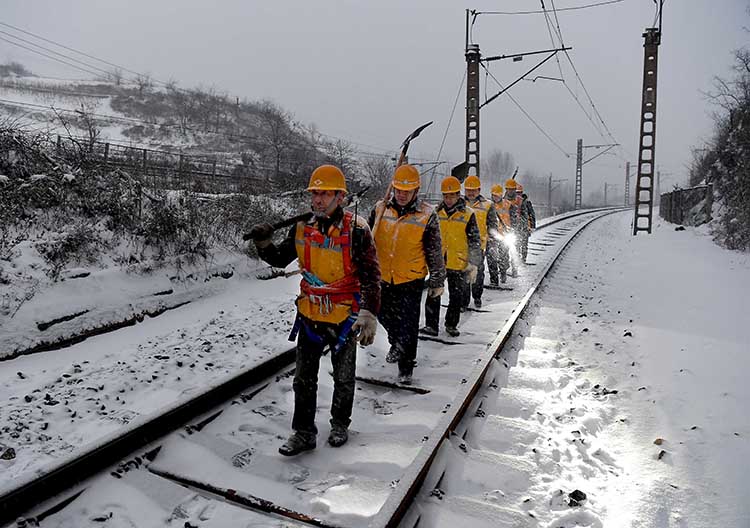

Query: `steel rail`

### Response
(370, 208, 624, 528)
(0, 346, 297, 524)
(1, 207, 622, 525)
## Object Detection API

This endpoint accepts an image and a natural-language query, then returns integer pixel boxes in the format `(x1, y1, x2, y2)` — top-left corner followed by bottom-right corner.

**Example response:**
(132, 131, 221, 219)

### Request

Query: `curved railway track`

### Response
(1, 207, 623, 527)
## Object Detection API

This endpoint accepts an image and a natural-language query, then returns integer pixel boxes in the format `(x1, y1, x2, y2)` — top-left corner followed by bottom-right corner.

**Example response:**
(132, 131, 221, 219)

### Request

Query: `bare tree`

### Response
(135, 73, 153, 94)
(323, 138, 357, 176)
(109, 68, 124, 86)
(481, 149, 515, 186)
(75, 99, 101, 152)
(257, 100, 295, 180)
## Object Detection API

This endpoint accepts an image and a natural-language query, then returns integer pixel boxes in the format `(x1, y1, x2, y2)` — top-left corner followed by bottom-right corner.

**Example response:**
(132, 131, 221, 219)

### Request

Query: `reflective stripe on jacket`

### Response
(495, 199, 513, 230)
(438, 206, 474, 271)
(467, 198, 491, 251)
(374, 200, 432, 284)
(294, 210, 361, 324)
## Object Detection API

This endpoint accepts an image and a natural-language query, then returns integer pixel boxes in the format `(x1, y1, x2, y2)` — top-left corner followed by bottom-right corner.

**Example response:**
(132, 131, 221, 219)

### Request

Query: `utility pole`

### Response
(575, 139, 583, 209)
(548, 173, 567, 216)
(465, 42, 481, 179)
(574, 139, 619, 209)
(459, 10, 570, 184)
(656, 169, 661, 198)
(633, 3, 664, 235)
(624, 161, 631, 206)
(604, 182, 608, 206)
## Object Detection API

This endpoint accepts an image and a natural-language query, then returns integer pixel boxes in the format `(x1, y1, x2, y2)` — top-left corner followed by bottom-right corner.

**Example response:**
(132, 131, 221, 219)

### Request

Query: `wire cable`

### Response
(477, 0, 624, 15)
(0, 29, 114, 78)
(480, 63, 570, 158)
(0, 20, 168, 86)
(425, 70, 466, 195)
(0, 36, 103, 78)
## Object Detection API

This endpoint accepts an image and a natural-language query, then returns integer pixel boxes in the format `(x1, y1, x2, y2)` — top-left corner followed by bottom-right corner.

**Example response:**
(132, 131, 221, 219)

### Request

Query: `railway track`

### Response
(1, 207, 623, 528)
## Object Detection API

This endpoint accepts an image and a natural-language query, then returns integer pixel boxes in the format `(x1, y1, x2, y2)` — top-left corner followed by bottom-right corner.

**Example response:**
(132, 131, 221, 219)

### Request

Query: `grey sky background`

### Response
(2, 1, 748, 197)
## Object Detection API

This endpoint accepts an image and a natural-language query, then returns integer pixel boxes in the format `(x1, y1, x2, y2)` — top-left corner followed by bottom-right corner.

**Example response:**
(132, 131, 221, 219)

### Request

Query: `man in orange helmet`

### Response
(422, 175, 481, 337)
(369, 164, 445, 384)
(502, 179, 523, 277)
(517, 183, 536, 262)
(488, 184, 510, 285)
(248, 165, 381, 455)
(462, 175, 499, 309)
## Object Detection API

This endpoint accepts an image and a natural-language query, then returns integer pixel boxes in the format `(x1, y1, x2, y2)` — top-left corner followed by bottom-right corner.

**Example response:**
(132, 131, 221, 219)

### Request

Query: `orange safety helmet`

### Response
(516, 183, 524, 193)
(491, 184, 503, 196)
(504, 179, 517, 190)
(307, 165, 347, 192)
(464, 175, 481, 190)
(392, 164, 420, 191)
(441, 176, 462, 194)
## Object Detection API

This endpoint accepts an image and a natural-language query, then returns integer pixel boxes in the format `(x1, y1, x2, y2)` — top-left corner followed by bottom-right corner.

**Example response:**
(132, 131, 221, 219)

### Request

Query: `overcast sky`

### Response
(2, 1, 748, 197)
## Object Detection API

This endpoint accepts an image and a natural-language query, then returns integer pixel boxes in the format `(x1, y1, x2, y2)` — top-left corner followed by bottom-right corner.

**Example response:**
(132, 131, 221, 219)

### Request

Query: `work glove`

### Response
(465, 263, 478, 284)
(246, 222, 274, 248)
(427, 286, 444, 298)
(352, 309, 377, 347)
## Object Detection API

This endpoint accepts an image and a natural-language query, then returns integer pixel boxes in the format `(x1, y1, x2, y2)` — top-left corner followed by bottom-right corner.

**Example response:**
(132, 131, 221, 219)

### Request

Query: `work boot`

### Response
(445, 326, 460, 337)
(278, 431, 316, 456)
(398, 371, 413, 385)
(327, 425, 348, 447)
(420, 325, 438, 337)
(501, 273, 507, 284)
(474, 298, 482, 309)
(385, 343, 402, 364)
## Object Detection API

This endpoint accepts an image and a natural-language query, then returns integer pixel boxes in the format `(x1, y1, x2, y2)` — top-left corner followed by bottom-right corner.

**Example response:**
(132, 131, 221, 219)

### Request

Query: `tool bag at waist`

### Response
(296, 272, 361, 323)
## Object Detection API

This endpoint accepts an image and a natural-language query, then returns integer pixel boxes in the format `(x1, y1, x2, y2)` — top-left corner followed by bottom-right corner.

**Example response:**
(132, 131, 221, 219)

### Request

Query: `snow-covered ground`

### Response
(2, 209, 748, 527)
(418, 210, 750, 527)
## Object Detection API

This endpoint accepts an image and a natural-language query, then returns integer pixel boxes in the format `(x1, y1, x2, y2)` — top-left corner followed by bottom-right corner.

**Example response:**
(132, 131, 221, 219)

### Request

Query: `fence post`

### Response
(142, 148, 147, 171)
(212, 157, 217, 176)
(104, 143, 110, 169)
(56, 134, 61, 155)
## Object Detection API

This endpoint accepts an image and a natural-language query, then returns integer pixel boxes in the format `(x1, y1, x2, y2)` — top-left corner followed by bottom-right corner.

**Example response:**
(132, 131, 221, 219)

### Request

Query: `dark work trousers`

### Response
(291, 319, 357, 436)
(425, 269, 465, 330)
(519, 228, 530, 262)
(378, 279, 424, 376)
(487, 241, 509, 283)
(464, 251, 486, 306)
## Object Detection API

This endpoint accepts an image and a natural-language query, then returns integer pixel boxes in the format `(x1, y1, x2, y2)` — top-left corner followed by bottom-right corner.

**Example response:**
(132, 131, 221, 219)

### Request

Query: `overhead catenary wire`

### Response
(480, 62, 570, 158)
(476, 0, 625, 16)
(538, 2, 606, 140)
(425, 70, 466, 195)
(0, 29, 115, 79)
(0, 20, 169, 86)
(544, 0, 623, 157)
(0, 35, 103, 79)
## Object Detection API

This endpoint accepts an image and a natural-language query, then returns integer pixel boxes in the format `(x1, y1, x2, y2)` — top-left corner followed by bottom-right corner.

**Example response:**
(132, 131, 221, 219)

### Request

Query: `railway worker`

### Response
(517, 184, 537, 262)
(501, 179, 523, 277)
(462, 175, 499, 309)
(369, 164, 446, 385)
(487, 184, 511, 285)
(516, 183, 531, 264)
(422, 175, 481, 338)
(248, 165, 381, 456)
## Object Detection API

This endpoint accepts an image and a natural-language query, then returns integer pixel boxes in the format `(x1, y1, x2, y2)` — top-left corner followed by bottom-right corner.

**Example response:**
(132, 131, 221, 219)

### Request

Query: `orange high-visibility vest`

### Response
(374, 200, 431, 284)
(294, 211, 362, 324)
(467, 198, 491, 251)
(438, 206, 474, 271)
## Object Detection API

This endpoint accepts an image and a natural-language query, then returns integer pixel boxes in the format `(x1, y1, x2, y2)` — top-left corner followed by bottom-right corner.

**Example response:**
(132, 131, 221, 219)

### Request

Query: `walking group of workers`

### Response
(248, 163, 535, 456)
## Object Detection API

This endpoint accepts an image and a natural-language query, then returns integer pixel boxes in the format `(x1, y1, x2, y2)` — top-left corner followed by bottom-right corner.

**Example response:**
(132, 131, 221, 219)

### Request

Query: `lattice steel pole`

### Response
(633, 27, 661, 234)
(574, 139, 583, 209)
(465, 43, 481, 180)
(624, 161, 631, 206)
